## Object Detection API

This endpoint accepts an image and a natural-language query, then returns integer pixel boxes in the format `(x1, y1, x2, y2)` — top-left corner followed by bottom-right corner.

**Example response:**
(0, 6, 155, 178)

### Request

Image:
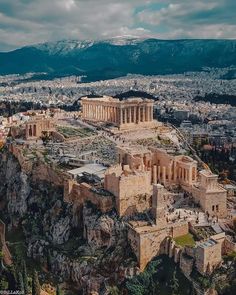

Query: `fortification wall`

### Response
(118, 172, 152, 216)
(64, 180, 114, 213)
(9, 144, 33, 173)
(128, 222, 189, 271)
(195, 241, 222, 275)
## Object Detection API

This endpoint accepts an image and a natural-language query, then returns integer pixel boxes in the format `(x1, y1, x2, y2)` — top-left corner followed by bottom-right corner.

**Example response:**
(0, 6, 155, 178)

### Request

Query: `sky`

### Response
(0, 0, 236, 51)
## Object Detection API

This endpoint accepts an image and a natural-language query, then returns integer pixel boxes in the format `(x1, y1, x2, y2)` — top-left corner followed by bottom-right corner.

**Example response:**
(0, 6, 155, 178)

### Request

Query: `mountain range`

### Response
(0, 38, 236, 81)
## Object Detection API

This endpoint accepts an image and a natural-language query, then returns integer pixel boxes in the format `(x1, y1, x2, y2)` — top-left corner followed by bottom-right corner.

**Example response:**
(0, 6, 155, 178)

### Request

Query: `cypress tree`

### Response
(17, 272, 24, 292)
(22, 261, 29, 295)
(170, 269, 179, 295)
(56, 284, 62, 295)
(47, 250, 52, 271)
(8, 265, 17, 291)
(32, 270, 40, 295)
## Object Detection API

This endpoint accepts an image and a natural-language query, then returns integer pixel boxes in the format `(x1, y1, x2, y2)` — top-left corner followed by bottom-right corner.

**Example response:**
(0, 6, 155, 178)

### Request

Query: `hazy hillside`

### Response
(0, 38, 236, 81)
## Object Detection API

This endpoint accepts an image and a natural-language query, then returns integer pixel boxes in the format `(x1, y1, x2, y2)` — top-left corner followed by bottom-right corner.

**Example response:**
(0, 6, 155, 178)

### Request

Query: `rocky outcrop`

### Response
(0, 148, 137, 294)
(83, 206, 125, 249)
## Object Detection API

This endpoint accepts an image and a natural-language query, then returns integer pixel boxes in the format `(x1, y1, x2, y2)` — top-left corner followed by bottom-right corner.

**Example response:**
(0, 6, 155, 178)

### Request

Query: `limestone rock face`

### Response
(48, 215, 71, 245)
(0, 153, 30, 226)
(7, 171, 30, 218)
(27, 239, 50, 259)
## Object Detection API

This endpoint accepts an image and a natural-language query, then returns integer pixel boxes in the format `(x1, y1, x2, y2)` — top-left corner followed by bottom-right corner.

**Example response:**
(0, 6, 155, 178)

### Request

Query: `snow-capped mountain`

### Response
(33, 37, 146, 55)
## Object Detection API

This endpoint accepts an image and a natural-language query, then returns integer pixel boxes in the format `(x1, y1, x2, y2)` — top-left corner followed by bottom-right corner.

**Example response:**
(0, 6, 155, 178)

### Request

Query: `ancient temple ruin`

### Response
(81, 96, 155, 129)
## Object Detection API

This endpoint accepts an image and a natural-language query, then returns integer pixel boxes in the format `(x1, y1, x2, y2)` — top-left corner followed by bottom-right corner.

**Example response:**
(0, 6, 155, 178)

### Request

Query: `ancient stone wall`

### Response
(64, 180, 114, 213)
(105, 165, 152, 216)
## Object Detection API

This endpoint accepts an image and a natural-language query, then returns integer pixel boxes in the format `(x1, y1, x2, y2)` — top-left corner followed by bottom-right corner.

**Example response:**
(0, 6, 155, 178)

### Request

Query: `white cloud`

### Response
(0, 0, 235, 51)
(137, 0, 236, 39)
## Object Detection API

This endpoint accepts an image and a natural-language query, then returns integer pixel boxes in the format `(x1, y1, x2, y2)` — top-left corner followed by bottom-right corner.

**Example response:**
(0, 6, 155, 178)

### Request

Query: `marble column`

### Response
(107, 106, 109, 121)
(148, 106, 151, 121)
(124, 108, 127, 124)
(168, 165, 172, 183)
(157, 165, 161, 181)
(153, 165, 157, 184)
(103, 106, 105, 121)
(102, 105, 105, 120)
(107, 106, 110, 121)
(95, 105, 98, 119)
(115, 107, 117, 123)
(138, 107, 141, 123)
(173, 162, 177, 182)
(120, 107, 123, 125)
(178, 167, 182, 180)
(189, 168, 192, 184)
(134, 106, 137, 123)
(112, 107, 115, 122)
(162, 166, 166, 184)
(114, 107, 116, 123)
(99, 105, 101, 120)
(145, 106, 148, 121)
(129, 107, 132, 123)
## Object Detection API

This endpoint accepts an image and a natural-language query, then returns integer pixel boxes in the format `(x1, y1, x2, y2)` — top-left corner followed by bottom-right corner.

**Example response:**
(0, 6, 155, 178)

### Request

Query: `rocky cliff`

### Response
(0, 148, 137, 294)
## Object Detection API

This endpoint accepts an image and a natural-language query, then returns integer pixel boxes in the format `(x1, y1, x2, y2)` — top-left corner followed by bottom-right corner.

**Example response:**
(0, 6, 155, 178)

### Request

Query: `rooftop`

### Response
(68, 163, 107, 179)
(198, 239, 217, 249)
(81, 95, 153, 104)
(200, 169, 218, 178)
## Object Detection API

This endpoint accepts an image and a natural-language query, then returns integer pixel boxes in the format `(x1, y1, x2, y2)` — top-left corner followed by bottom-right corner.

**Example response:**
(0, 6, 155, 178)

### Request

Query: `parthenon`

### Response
(81, 96, 154, 129)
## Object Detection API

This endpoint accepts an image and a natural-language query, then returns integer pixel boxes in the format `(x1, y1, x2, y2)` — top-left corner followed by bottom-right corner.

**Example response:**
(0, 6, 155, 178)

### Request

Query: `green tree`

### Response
(32, 270, 40, 295)
(0, 277, 8, 290)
